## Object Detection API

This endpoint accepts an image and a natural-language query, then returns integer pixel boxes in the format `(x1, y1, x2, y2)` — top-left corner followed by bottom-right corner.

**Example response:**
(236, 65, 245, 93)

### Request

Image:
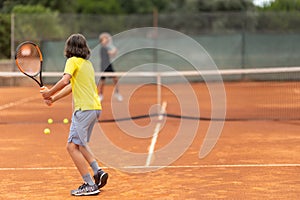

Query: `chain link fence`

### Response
(11, 11, 300, 72)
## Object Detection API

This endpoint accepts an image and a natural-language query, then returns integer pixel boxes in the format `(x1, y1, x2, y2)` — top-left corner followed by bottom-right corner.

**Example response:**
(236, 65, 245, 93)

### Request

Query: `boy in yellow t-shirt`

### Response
(41, 34, 108, 196)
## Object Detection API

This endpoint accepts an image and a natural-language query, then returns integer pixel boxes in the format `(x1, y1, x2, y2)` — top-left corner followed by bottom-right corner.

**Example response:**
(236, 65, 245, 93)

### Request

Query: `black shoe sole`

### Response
(99, 173, 108, 189)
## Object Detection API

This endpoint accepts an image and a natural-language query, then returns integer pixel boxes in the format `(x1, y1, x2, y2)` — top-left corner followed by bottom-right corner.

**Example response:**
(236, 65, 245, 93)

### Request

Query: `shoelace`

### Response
(78, 183, 88, 190)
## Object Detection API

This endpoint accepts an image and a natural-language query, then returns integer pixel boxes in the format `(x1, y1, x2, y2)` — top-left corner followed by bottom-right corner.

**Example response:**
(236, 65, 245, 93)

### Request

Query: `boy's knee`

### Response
(66, 142, 76, 153)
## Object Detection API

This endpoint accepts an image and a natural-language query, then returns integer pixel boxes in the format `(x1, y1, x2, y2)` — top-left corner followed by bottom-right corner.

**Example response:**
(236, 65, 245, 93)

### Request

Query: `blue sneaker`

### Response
(71, 183, 100, 196)
(94, 170, 108, 189)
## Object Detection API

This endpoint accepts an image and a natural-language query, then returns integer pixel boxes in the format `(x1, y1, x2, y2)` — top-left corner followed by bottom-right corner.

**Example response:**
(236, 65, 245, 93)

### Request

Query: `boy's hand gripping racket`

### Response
(15, 41, 45, 89)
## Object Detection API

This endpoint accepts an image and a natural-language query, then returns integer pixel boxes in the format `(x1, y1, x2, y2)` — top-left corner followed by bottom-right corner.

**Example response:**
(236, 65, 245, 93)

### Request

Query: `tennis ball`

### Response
(47, 118, 53, 124)
(44, 128, 50, 134)
(63, 118, 69, 124)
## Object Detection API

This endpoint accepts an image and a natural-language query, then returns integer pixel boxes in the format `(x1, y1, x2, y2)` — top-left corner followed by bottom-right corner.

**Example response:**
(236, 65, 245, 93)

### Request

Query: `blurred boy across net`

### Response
(98, 32, 123, 102)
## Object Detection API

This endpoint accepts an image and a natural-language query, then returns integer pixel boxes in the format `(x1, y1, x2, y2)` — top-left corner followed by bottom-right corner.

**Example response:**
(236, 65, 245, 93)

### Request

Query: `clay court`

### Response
(0, 81, 299, 199)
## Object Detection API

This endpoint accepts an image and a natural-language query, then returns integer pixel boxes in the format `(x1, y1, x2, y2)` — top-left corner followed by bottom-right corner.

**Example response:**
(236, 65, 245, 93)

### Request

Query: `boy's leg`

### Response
(98, 79, 105, 101)
(67, 143, 95, 186)
(71, 110, 108, 189)
(79, 144, 101, 175)
(112, 77, 119, 93)
(68, 111, 101, 196)
(79, 144, 96, 164)
(79, 145, 108, 188)
(67, 142, 90, 177)
(112, 77, 123, 101)
(98, 79, 105, 94)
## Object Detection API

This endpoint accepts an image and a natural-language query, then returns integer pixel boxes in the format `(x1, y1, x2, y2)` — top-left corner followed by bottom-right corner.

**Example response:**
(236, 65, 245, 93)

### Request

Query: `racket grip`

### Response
(40, 86, 49, 93)
(40, 86, 52, 106)
(40, 86, 46, 93)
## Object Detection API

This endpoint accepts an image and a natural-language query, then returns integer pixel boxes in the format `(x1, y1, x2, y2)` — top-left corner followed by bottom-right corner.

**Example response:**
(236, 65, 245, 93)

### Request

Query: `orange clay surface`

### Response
(0, 82, 299, 199)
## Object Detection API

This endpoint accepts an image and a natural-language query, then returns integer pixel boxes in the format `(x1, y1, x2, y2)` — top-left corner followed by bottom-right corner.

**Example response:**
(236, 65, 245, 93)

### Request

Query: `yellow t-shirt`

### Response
(64, 57, 101, 111)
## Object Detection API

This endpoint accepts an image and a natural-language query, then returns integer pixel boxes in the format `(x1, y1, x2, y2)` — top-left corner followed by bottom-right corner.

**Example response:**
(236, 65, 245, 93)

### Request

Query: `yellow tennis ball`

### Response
(44, 128, 50, 134)
(47, 118, 53, 124)
(63, 118, 69, 124)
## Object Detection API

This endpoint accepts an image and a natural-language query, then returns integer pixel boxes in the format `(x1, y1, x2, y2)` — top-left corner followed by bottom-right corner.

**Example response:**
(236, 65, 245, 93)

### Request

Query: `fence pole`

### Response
(10, 13, 15, 65)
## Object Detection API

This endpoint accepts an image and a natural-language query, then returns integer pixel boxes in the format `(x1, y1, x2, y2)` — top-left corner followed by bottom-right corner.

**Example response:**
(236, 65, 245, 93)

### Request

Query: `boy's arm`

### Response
(44, 84, 72, 106)
(51, 83, 72, 102)
(42, 73, 71, 99)
(108, 46, 117, 57)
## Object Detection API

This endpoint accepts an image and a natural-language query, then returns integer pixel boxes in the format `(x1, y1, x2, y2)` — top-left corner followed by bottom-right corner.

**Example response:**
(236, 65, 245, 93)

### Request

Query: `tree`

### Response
(118, 0, 173, 14)
(255, 0, 300, 32)
(13, 5, 64, 41)
(76, 0, 122, 14)
(0, 14, 10, 59)
(197, 0, 255, 12)
(0, 0, 76, 13)
(260, 0, 300, 11)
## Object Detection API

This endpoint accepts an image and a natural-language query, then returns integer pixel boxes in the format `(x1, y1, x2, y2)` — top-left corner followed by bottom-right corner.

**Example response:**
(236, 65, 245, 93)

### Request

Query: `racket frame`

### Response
(15, 41, 44, 87)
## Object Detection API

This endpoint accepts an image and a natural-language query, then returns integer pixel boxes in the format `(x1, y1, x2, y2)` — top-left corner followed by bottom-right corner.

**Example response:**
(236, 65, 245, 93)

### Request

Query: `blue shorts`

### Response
(68, 110, 101, 146)
(101, 64, 115, 80)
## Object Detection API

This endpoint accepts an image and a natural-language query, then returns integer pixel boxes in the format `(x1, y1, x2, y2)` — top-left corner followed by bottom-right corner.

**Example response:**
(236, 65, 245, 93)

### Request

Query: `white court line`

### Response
(125, 163, 300, 169)
(145, 101, 167, 166)
(0, 164, 299, 171)
(158, 101, 167, 120)
(0, 167, 77, 171)
(0, 96, 40, 111)
(145, 123, 161, 166)
(0, 166, 109, 171)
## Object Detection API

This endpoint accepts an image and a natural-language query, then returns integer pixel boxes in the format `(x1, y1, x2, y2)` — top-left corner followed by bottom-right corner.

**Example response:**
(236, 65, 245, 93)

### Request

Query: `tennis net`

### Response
(0, 66, 300, 123)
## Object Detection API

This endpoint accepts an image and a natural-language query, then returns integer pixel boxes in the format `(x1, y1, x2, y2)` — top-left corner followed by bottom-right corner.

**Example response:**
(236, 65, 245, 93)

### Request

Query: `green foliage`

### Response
(12, 4, 52, 13)
(1, 0, 76, 13)
(255, 0, 300, 32)
(0, 14, 11, 59)
(261, 0, 300, 11)
(13, 5, 64, 42)
(35, 0, 76, 13)
(197, 0, 255, 12)
(76, 0, 122, 14)
(118, 0, 173, 14)
(74, 0, 173, 14)
(255, 11, 300, 32)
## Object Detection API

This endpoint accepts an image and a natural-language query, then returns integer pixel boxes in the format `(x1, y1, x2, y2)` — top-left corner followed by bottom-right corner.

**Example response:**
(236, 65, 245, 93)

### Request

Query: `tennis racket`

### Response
(15, 41, 44, 88)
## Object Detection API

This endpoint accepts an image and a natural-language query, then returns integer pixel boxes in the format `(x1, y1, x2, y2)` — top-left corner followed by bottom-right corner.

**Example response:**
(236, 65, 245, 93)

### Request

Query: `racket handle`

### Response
(39, 86, 52, 106)
(40, 86, 46, 90)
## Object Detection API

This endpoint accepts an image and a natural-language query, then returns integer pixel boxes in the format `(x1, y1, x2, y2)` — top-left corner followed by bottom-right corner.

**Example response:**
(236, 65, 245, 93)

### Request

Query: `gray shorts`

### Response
(68, 110, 101, 146)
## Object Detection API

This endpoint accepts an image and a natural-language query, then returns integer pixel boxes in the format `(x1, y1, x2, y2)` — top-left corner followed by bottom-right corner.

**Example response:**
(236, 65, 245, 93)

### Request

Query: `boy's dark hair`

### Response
(64, 33, 90, 59)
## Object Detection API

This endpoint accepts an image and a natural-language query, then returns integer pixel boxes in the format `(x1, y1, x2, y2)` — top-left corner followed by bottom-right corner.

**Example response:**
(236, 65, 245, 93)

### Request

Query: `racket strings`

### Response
(16, 44, 41, 77)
